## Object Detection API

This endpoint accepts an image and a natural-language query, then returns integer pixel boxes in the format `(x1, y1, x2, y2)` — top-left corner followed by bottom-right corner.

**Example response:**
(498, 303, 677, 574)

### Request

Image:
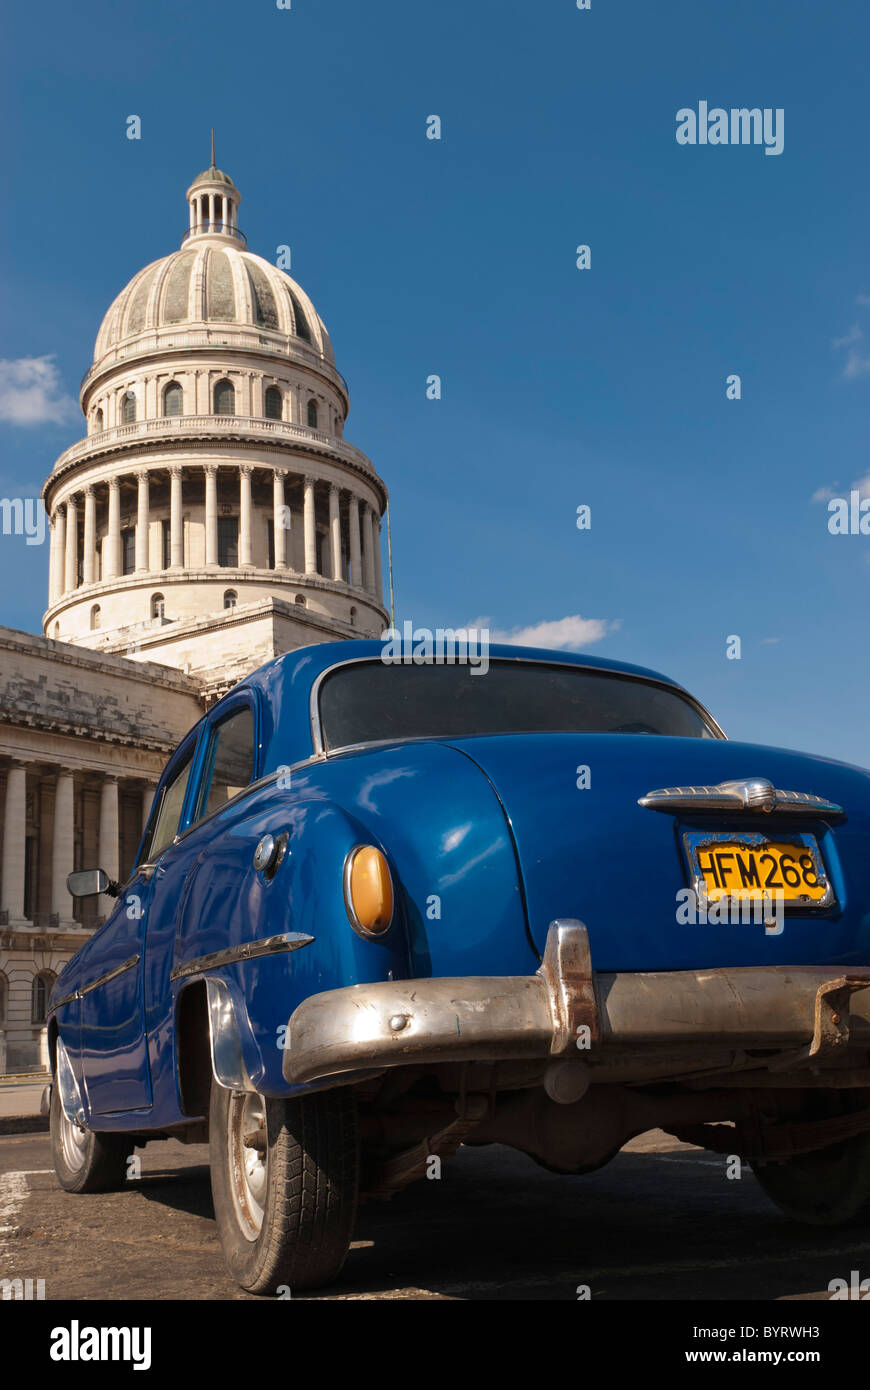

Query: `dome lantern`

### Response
(183, 131, 244, 246)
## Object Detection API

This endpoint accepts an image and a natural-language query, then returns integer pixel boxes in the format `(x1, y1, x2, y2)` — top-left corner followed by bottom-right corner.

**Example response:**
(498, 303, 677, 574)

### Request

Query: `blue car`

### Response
(48, 640, 870, 1292)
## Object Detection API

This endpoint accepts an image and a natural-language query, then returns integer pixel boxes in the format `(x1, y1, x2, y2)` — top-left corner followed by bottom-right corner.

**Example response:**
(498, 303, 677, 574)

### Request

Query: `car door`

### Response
(142, 693, 261, 1118)
(79, 732, 199, 1116)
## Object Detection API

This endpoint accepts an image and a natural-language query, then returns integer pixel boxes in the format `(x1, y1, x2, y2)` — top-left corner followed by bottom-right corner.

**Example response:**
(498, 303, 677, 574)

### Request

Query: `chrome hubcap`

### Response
(59, 1106, 89, 1172)
(227, 1091, 267, 1241)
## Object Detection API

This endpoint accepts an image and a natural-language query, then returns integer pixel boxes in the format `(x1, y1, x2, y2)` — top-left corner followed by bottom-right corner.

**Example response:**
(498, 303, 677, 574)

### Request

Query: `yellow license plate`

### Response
(684, 832, 833, 907)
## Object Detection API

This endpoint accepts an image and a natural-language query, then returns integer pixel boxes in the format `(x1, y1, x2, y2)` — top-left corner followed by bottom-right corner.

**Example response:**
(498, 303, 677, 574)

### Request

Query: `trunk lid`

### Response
(447, 732, 870, 971)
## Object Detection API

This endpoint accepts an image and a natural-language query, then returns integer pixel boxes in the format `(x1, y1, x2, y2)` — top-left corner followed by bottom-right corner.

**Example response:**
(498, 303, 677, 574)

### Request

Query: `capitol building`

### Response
(0, 158, 389, 1071)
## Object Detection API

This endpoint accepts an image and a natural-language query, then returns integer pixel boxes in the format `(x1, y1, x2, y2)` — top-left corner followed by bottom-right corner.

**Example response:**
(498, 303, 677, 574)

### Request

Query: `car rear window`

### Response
(317, 660, 719, 749)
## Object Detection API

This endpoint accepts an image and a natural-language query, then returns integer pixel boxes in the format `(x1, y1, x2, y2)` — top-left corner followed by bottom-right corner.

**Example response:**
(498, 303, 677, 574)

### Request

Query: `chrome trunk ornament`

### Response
(638, 778, 844, 817)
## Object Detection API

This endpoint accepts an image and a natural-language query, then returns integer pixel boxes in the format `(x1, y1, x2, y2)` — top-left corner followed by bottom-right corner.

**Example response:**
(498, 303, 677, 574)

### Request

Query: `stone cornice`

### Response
(42, 566, 385, 628)
(0, 706, 180, 753)
(81, 329, 346, 404)
(0, 624, 199, 692)
(74, 591, 388, 658)
(44, 417, 387, 511)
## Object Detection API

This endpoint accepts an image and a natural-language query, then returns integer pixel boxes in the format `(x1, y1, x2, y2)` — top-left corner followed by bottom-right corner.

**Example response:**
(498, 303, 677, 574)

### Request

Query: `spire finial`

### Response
(210, 128, 215, 169)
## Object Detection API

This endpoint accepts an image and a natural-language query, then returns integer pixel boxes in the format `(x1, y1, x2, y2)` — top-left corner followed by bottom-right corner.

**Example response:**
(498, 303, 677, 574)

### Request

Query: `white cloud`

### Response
(852, 472, 870, 499)
(812, 474, 870, 503)
(469, 614, 617, 650)
(0, 356, 79, 426)
(843, 349, 870, 380)
(833, 324, 863, 349)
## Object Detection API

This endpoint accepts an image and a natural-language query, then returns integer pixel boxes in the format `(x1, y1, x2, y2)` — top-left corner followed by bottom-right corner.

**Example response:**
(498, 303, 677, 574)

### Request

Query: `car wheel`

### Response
(50, 1081, 131, 1193)
(753, 1130, 870, 1226)
(209, 1081, 359, 1294)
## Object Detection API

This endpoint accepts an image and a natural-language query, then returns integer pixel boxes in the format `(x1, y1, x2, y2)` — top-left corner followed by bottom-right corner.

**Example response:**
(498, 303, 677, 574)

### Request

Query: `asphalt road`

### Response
(2, 1128, 868, 1301)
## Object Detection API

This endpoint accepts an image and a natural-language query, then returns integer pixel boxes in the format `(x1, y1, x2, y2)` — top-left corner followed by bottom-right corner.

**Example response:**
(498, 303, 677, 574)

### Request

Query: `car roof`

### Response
(246, 638, 687, 694)
(199, 640, 700, 775)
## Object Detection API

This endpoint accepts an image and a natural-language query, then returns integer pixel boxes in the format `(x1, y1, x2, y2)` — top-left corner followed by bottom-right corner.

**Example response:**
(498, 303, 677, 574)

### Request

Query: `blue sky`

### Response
(2, 0, 869, 765)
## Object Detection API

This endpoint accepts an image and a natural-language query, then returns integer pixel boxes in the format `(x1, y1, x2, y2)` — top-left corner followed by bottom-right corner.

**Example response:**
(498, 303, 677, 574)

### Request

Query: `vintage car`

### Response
(49, 640, 870, 1292)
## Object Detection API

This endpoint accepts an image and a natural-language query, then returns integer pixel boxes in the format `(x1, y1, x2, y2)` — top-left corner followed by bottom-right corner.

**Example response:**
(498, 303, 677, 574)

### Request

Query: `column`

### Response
(52, 509, 66, 601)
(329, 485, 342, 581)
(98, 777, 119, 908)
(82, 487, 96, 585)
(51, 770, 75, 924)
(239, 465, 253, 567)
(362, 505, 376, 593)
(189, 199, 195, 232)
(208, 192, 216, 228)
(349, 495, 362, 589)
(373, 513, 384, 602)
(135, 470, 150, 571)
(48, 514, 59, 605)
(106, 478, 121, 579)
(63, 494, 77, 592)
(1, 762, 28, 924)
(273, 470, 287, 568)
(170, 467, 183, 567)
(204, 465, 218, 566)
(303, 476, 317, 574)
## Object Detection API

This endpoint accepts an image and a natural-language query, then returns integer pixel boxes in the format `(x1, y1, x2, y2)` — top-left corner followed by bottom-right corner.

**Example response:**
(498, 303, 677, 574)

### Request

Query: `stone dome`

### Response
(94, 246, 334, 366)
(44, 156, 387, 694)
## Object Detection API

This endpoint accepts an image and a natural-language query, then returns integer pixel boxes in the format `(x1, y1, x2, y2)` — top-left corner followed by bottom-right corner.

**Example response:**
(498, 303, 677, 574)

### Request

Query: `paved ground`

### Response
(1, 1127, 867, 1300)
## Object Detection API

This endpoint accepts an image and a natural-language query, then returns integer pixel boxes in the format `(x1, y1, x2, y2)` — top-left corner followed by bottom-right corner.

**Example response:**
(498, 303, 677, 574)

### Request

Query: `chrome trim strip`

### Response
(309, 655, 726, 757)
(170, 931, 314, 982)
(639, 779, 844, 817)
(50, 987, 79, 1013)
(51, 954, 140, 1012)
(79, 954, 141, 997)
(170, 755, 321, 847)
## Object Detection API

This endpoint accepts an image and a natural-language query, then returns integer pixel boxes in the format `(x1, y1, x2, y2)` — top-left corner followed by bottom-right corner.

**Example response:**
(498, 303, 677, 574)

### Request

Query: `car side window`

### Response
(192, 706, 256, 824)
(147, 755, 195, 861)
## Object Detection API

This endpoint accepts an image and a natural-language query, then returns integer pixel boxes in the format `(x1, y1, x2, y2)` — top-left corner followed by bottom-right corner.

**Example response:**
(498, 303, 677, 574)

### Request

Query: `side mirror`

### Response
(67, 868, 120, 898)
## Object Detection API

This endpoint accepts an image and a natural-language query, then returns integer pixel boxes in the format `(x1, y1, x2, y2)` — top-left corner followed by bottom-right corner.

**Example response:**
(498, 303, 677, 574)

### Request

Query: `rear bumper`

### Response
(282, 920, 870, 1088)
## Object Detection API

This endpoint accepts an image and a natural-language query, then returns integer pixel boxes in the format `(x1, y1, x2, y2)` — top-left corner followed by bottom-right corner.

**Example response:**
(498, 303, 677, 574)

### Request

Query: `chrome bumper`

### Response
(282, 920, 870, 1088)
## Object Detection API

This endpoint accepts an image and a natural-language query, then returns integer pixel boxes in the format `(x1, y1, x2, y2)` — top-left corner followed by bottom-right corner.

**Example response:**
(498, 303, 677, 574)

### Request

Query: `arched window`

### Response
(264, 386, 282, 420)
(213, 379, 235, 415)
(151, 593, 165, 620)
(90, 604, 101, 630)
(0, 972, 7, 1024)
(163, 381, 183, 417)
(53, 623, 60, 639)
(121, 391, 137, 424)
(223, 589, 237, 610)
(31, 972, 56, 1026)
(94, 407, 104, 432)
(306, 398, 318, 428)
(294, 594, 306, 607)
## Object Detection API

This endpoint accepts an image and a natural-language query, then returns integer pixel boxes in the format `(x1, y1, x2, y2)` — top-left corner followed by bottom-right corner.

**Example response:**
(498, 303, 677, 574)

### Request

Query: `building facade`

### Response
(0, 158, 389, 1072)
